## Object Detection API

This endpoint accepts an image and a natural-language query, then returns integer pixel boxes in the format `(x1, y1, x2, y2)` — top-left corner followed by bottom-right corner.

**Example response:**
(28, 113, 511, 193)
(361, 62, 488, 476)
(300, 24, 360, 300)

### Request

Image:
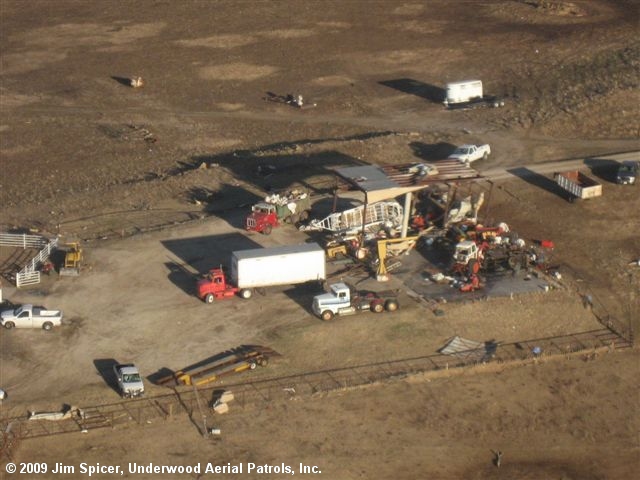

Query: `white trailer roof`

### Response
(233, 243, 323, 260)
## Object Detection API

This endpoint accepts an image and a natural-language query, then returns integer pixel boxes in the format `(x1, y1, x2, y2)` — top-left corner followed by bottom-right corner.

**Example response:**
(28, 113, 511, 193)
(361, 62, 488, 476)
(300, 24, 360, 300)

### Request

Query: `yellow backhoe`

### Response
(59, 242, 83, 276)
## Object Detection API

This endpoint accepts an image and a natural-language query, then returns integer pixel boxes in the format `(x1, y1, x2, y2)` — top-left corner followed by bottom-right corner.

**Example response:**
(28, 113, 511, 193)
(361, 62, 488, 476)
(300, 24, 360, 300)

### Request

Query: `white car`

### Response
(448, 144, 491, 164)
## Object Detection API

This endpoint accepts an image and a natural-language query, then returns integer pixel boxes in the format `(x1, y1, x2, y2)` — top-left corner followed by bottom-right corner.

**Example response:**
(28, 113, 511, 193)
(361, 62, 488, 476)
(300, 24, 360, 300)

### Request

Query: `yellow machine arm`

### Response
(376, 236, 419, 281)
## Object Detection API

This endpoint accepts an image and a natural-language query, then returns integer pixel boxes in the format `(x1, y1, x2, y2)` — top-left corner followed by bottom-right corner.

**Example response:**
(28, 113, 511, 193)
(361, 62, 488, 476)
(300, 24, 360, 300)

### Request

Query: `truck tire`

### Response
(240, 289, 253, 299)
(205, 293, 215, 304)
(42, 321, 53, 331)
(3, 321, 14, 330)
(483, 152, 489, 160)
(385, 300, 399, 312)
(371, 301, 384, 313)
(263, 224, 272, 235)
(321, 310, 334, 321)
(249, 362, 257, 370)
(300, 210, 309, 221)
(257, 357, 269, 367)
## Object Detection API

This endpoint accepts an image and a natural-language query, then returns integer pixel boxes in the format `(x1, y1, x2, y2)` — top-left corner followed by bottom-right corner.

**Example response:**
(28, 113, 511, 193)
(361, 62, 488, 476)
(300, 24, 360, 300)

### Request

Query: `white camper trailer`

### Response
(444, 80, 483, 106)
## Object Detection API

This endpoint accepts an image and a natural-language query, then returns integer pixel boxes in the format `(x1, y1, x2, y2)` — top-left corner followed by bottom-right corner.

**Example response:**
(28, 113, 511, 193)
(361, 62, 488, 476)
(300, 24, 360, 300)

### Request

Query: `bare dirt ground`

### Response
(1, 0, 639, 478)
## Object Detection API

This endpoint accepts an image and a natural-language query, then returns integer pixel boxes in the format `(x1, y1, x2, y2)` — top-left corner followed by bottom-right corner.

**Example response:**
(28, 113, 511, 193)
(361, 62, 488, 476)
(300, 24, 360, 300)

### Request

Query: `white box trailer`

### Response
(231, 243, 326, 289)
(444, 80, 483, 105)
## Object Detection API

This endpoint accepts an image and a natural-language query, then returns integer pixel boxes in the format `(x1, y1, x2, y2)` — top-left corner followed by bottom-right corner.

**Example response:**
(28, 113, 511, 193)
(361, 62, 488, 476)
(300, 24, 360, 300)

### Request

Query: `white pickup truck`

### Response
(113, 364, 145, 398)
(448, 144, 491, 164)
(0, 304, 63, 330)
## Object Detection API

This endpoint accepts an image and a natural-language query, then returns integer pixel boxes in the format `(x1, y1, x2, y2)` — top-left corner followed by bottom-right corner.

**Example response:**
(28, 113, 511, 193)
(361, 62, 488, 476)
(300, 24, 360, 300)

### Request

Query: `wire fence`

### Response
(1, 325, 631, 463)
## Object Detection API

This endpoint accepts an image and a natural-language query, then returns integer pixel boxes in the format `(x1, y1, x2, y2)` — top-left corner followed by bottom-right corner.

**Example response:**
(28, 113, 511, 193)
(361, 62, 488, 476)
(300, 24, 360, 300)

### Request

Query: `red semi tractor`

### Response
(197, 243, 326, 303)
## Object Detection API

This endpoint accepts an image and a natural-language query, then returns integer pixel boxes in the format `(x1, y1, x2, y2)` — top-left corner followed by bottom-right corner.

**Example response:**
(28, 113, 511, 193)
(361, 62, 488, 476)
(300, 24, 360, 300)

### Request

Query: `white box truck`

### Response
(197, 243, 326, 302)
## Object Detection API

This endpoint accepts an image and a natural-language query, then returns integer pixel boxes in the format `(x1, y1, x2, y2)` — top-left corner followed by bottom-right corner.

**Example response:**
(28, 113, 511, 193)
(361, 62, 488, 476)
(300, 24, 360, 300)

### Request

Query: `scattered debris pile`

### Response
(439, 336, 498, 362)
(28, 404, 86, 421)
(211, 390, 234, 415)
(130, 76, 144, 88)
(263, 92, 316, 109)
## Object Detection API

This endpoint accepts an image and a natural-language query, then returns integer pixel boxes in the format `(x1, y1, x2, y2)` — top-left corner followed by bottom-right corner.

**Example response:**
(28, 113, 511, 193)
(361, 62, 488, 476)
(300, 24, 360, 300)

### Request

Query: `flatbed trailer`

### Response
(157, 345, 280, 387)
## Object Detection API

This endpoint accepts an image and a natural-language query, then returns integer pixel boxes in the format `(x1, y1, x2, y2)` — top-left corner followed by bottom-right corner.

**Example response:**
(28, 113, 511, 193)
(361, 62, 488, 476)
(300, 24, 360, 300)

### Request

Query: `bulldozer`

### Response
(59, 242, 83, 276)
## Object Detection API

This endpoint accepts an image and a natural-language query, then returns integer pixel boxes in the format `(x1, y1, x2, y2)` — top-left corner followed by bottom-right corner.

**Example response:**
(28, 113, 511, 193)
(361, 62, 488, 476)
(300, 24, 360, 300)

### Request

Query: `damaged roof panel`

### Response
(334, 165, 400, 191)
(332, 160, 483, 203)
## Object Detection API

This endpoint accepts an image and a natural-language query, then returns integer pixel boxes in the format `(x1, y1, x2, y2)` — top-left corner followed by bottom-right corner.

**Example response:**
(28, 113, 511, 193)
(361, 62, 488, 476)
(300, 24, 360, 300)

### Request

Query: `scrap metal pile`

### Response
(425, 221, 555, 292)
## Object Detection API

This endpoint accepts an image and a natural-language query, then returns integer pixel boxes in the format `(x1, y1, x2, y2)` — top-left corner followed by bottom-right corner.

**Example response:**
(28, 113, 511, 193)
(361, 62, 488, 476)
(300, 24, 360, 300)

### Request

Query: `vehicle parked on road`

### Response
(0, 304, 63, 331)
(312, 282, 399, 321)
(113, 363, 145, 398)
(616, 160, 639, 185)
(448, 144, 491, 164)
(197, 243, 326, 303)
(245, 189, 311, 235)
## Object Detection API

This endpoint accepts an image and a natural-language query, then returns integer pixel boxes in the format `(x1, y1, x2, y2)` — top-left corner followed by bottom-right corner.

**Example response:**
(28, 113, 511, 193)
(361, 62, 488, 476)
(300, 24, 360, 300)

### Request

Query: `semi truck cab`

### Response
(312, 283, 399, 321)
(245, 203, 279, 234)
(197, 268, 244, 303)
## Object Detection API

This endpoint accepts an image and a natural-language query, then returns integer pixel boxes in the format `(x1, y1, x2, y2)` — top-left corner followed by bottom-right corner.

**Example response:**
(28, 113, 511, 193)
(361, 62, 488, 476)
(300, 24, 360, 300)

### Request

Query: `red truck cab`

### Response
(197, 268, 240, 303)
(245, 203, 278, 235)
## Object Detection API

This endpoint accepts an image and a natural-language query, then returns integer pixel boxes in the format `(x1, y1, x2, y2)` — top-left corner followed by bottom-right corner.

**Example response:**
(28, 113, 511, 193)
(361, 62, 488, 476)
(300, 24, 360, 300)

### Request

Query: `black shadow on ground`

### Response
(282, 282, 326, 318)
(186, 183, 262, 229)
(309, 196, 363, 218)
(147, 367, 174, 386)
(49, 249, 66, 273)
(164, 261, 199, 298)
(146, 134, 394, 226)
(379, 79, 445, 103)
(192, 149, 366, 197)
(583, 157, 620, 183)
(507, 167, 570, 200)
(110, 76, 132, 87)
(410, 141, 458, 161)
(162, 233, 263, 275)
(412, 239, 454, 271)
(93, 358, 120, 395)
(189, 147, 372, 230)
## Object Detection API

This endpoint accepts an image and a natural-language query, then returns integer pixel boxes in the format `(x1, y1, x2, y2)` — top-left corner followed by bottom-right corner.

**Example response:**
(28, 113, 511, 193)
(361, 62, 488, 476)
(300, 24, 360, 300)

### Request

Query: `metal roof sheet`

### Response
(332, 160, 483, 203)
